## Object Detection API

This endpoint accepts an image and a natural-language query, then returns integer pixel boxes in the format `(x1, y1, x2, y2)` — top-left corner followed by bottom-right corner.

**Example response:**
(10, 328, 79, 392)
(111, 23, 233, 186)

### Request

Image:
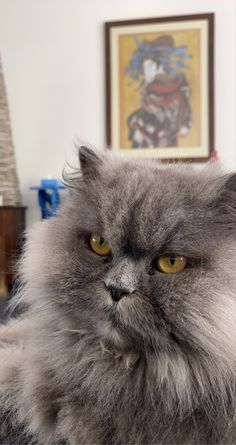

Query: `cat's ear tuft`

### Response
(79, 146, 103, 180)
(224, 172, 236, 193)
(212, 172, 236, 228)
(218, 172, 236, 205)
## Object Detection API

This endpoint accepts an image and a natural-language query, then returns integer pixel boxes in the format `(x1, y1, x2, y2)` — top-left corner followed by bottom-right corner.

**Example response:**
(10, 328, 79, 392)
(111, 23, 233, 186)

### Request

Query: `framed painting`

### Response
(105, 14, 214, 161)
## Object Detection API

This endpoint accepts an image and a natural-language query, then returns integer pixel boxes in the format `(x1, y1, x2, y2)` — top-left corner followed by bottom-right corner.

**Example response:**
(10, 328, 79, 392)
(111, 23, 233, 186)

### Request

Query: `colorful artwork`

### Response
(124, 34, 193, 149)
(105, 15, 214, 161)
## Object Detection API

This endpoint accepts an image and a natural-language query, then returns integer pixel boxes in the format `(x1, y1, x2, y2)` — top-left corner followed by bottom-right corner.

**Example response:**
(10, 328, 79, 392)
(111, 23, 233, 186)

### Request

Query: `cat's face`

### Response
(33, 148, 236, 366)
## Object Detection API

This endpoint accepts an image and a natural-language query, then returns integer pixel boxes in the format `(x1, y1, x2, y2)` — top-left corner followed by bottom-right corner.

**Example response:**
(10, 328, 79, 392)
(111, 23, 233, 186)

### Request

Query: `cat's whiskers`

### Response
(100, 340, 140, 369)
(61, 328, 87, 335)
(100, 340, 113, 355)
(200, 249, 203, 275)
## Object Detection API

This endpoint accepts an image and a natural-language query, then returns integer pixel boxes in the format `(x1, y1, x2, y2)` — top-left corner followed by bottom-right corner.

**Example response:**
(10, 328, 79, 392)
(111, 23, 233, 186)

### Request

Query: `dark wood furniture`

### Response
(0, 206, 26, 295)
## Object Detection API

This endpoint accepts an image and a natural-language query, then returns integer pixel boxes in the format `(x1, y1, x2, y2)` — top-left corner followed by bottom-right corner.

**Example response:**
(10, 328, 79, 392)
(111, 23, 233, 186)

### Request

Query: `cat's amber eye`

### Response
(89, 233, 111, 256)
(156, 255, 187, 274)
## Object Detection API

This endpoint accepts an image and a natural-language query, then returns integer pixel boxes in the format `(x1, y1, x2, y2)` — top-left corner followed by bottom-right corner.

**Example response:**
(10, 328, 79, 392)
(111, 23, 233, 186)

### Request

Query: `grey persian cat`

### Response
(0, 146, 236, 445)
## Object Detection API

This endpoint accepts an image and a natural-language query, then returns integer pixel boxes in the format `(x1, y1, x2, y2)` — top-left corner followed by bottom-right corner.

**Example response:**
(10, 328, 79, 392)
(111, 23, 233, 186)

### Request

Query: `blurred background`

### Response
(0, 0, 235, 299)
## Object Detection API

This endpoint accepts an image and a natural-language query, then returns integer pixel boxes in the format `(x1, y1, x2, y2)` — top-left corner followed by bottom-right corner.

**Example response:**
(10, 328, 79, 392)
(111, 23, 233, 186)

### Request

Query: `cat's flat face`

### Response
(40, 147, 235, 366)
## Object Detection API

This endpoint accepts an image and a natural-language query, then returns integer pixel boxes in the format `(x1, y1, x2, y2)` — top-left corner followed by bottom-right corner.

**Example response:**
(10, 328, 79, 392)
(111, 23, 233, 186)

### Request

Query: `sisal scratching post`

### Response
(0, 54, 22, 207)
(0, 55, 22, 297)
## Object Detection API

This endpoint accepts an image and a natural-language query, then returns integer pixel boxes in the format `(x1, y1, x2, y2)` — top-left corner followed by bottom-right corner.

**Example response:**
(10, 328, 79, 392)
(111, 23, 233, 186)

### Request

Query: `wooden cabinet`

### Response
(0, 206, 26, 295)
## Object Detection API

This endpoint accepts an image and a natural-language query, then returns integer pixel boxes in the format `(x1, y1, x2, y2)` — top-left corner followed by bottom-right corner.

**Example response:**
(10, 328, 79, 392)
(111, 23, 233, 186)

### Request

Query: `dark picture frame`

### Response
(105, 14, 214, 162)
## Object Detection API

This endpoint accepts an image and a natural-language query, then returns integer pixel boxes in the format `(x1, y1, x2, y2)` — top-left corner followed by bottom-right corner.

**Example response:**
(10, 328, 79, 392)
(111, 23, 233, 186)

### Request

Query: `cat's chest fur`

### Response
(0, 319, 235, 445)
(22, 343, 233, 445)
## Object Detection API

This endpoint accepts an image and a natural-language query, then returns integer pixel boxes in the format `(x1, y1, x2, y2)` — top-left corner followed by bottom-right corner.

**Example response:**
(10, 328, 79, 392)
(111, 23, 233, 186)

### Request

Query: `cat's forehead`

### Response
(94, 160, 206, 253)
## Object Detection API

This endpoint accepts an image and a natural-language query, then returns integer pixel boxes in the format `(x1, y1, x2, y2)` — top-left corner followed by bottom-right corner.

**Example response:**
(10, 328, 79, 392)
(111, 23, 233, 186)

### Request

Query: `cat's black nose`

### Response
(107, 285, 130, 302)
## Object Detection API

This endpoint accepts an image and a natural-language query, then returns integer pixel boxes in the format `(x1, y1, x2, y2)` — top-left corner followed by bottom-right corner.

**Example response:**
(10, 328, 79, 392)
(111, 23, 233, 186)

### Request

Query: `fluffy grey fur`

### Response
(0, 146, 236, 444)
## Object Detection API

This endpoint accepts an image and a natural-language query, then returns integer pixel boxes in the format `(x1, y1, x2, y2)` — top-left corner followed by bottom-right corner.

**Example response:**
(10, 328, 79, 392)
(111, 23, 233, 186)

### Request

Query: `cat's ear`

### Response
(79, 146, 103, 180)
(218, 172, 236, 205)
(224, 173, 236, 193)
(212, 172, 236, 226)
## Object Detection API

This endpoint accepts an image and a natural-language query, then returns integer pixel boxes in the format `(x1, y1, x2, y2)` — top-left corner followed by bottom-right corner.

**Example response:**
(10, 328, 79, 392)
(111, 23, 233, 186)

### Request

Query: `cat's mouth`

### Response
(102, 292, 176, 354)
(106, 304, 124, 330)
(100, 298, 142, 350)
(103, 295, 157, 348)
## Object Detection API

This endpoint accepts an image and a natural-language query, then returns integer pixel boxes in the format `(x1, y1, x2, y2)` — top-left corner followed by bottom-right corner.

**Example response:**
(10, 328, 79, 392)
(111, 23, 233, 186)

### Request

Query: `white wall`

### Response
(0, 0, 235, 226)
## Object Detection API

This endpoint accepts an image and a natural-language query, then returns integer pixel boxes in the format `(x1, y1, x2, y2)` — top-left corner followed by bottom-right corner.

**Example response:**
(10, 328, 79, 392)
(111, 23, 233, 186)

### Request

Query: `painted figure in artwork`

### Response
(126, 35, 192, 148)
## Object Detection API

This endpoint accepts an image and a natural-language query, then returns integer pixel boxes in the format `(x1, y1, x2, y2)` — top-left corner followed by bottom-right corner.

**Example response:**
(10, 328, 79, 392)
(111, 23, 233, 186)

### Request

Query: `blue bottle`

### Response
(30, 178, 65, 219)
